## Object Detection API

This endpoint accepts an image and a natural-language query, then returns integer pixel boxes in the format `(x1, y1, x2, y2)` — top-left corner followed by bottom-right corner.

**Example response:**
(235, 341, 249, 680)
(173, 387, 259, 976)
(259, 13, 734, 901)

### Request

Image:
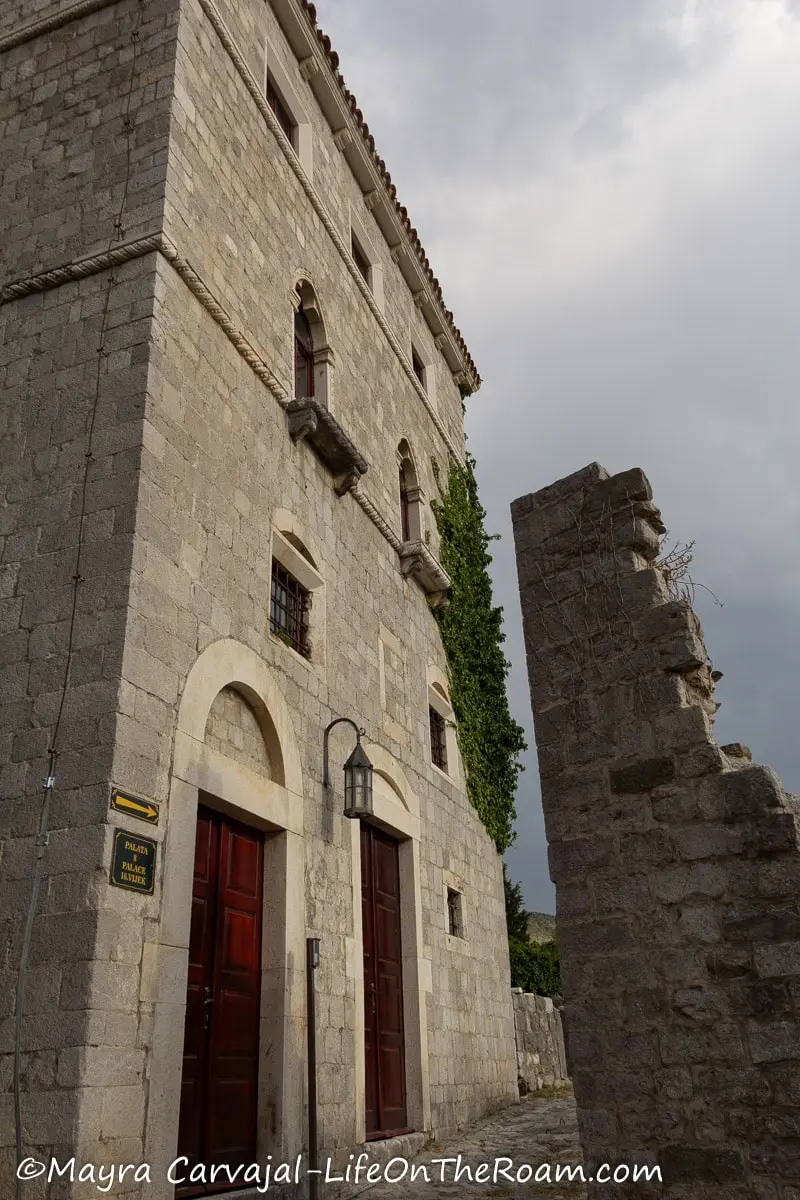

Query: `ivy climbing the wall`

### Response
(430, 452, 526, 852)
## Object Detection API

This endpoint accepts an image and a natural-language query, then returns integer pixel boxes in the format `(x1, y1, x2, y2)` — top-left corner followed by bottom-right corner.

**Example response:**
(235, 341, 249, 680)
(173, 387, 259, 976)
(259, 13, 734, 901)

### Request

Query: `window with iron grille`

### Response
(267, 76, 296, 148)
(447, 888, 463, 938)
(351, 232, 371, 284)
(270, 560, 310, 657)
(429, 706, 447, 771)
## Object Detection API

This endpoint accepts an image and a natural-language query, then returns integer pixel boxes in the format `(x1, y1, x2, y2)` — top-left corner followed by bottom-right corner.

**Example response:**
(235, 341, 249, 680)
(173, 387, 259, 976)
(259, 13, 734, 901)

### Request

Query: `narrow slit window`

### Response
(447, 888, 463, 938)
(267, 76, 296, 148)
(429, 706, 447, 771)
(351, 233, 371, 284)
(411, 347, 426, 388)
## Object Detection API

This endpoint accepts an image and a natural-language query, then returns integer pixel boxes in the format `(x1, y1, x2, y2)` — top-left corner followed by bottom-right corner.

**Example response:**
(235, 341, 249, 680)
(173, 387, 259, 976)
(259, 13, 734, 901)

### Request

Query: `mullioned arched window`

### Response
(397, 439, 422, 543)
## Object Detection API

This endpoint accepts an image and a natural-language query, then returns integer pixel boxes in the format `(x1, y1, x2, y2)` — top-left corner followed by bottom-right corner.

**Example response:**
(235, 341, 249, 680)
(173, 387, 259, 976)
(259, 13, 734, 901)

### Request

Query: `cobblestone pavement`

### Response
(357, 1092, 587, 1199)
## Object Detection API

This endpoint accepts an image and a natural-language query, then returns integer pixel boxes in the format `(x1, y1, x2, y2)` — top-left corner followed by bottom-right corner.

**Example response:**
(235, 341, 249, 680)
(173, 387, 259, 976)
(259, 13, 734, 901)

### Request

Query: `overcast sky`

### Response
(319, 0, 800, 912)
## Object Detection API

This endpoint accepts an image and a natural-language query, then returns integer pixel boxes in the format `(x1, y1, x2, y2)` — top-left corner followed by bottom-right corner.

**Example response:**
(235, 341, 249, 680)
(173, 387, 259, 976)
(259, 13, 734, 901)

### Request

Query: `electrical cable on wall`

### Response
(13, 4, 145, 1194)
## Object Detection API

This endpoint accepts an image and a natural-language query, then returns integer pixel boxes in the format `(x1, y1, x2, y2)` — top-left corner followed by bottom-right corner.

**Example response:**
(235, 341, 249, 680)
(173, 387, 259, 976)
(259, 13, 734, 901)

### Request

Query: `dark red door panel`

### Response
(205, 820, 263, 1169)
(362, 824, 407, 1137)
(178, 807, 263, 1193)
(178, 811, 219, 1171)
(361, 825, 379, 1134)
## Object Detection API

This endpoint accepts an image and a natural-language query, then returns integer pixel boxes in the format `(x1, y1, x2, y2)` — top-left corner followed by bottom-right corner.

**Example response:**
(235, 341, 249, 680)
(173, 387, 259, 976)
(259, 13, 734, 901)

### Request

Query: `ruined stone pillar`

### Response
(512, 463, 800, 1198)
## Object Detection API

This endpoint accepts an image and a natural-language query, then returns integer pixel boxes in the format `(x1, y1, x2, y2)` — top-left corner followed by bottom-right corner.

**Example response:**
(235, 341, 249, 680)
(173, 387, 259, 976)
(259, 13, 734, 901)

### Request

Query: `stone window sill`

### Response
(287, 397, 368, 495)
(399, 539, 450, 607)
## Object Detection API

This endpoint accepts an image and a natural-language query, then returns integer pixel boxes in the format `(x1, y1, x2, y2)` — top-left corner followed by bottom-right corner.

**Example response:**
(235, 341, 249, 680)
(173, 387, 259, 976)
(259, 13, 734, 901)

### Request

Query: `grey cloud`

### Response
(318, 0, 800, 912)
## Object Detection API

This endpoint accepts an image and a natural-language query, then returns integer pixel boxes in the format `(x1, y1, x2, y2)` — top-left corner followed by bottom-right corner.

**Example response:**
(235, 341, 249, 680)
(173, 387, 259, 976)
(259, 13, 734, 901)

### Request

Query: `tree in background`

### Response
(504, 864, 562, 1000)
(504, 865, 530, 942)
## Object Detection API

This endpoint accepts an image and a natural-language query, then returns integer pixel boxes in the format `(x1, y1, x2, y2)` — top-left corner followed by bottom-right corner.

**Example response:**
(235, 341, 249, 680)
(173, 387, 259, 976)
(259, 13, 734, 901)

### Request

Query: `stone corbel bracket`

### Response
(287, 397, 368, 493)
(399, 539, 451, 602)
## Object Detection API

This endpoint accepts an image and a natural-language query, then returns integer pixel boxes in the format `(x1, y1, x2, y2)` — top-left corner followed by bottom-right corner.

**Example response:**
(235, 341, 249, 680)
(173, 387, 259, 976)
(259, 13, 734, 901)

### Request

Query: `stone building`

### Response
(0, 0, 518, 1194)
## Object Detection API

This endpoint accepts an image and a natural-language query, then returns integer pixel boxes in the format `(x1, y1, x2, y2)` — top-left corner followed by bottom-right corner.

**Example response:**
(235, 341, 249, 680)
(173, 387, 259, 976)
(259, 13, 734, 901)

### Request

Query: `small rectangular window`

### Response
(351, 232, 371, 284)
(411, 347, 426, 389)
(267, 75, 296, 149)
(270, 560, 310, 657)
(430, 707, 447, 771)
(447, 888, 463, 938)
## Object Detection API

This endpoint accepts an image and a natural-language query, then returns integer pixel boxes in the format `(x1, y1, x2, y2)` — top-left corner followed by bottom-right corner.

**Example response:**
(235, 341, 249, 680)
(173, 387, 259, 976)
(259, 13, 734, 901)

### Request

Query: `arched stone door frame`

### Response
(143, 639, 306, 1197)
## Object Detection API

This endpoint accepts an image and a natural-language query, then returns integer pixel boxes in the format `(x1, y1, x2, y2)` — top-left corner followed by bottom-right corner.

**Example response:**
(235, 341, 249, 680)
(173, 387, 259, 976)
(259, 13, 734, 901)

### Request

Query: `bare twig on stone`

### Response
(656, 532, 724, 608)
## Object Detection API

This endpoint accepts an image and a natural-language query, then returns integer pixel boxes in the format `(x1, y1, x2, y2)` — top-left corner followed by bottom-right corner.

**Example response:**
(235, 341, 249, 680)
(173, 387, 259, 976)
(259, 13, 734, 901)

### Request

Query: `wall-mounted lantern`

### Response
(323, 717, 373, 818)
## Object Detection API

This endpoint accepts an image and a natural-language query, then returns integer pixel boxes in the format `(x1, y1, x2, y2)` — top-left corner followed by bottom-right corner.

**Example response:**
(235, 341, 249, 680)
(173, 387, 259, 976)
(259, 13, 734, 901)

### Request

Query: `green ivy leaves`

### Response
(431, 454, 526, 852)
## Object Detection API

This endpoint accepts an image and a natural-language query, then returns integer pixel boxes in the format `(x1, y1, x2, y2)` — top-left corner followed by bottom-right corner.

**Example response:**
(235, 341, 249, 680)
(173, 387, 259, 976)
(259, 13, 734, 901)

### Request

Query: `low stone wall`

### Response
(512, 989, 569, 1093)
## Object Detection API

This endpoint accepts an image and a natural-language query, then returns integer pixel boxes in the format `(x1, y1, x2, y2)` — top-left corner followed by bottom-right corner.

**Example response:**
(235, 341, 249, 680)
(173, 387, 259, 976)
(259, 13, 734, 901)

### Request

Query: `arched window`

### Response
(397, 440, 422, 543)
(292, 280, 333, 407)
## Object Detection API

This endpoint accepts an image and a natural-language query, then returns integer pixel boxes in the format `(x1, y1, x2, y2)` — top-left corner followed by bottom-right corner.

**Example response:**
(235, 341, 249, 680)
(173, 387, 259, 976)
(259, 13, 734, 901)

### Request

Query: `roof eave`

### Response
(270, 0, 481, 393)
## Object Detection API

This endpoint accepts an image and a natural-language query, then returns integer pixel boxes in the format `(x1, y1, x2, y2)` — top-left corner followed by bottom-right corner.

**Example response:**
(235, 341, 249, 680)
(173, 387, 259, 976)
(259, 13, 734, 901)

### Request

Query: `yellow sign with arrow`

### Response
(110, 787, 160, 825)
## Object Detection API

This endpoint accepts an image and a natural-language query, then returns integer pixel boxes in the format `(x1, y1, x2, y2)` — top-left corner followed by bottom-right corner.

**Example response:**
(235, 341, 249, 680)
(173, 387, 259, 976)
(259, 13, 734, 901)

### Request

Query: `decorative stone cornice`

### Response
(298, 55, 318, 81)
(286, 397, 368, 492)
(399, 540, 451, 603)
(0, 0, 481, 392)
(286, 0, 481, 391)
(195, 0, 467, 467)
(0, 235, 429, 571)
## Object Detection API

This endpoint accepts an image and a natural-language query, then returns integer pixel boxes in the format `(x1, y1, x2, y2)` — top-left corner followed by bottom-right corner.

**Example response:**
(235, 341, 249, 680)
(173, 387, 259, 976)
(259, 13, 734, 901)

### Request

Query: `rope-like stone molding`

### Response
(0, 232, 411, 556)
(0, 231, 290, 405)
(0, 0, 118, 54)
(1, 0, 466, 465)
(350, 485, 403, 554)
(0, 232, 163, 302)
(195, 0, 465, 469)
(158, 237, 289, 405)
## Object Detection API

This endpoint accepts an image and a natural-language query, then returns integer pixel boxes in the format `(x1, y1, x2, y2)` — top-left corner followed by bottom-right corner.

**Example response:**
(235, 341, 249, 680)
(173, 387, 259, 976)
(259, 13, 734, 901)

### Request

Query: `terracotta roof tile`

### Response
(300, 1, 480, 390)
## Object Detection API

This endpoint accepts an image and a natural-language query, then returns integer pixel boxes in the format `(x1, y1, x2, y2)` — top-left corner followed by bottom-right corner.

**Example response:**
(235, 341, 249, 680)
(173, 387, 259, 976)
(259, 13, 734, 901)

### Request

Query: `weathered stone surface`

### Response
(512, 991, 569, 1095)
(512, 463, 800, 1197)
(1, 0, 518, 1194)
(610, 755, 675, 794)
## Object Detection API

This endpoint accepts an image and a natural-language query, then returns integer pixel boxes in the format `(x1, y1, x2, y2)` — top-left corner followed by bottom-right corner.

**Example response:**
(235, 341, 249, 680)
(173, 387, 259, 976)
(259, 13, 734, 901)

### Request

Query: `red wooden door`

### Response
(178, 806, 263, 1193)
(361, 823, 408, 1138)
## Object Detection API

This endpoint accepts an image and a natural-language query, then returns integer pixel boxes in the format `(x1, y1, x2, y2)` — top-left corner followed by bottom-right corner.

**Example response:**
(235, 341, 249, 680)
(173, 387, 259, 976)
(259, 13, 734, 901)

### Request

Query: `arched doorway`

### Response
(143, 640, 305, 1197)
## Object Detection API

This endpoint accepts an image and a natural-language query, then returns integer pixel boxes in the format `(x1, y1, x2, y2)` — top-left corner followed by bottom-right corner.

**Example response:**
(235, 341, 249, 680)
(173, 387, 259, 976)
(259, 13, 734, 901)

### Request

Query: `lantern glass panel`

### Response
(343, 751, 373, 818)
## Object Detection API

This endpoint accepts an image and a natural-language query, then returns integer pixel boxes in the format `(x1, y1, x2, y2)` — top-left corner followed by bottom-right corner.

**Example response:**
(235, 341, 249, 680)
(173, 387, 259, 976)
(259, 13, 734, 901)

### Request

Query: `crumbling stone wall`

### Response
(511, 463, 800, 1198)
(511, 990, 569, 1094)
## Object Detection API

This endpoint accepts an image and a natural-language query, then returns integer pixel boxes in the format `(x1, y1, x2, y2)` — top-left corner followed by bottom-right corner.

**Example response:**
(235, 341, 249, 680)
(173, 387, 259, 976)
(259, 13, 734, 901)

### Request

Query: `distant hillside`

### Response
(526, 912, 556, 944)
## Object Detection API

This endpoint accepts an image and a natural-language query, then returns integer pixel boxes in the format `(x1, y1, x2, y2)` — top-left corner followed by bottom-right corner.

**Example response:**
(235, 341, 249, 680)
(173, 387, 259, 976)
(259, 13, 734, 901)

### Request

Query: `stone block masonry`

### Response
(0, 0, 518, 1194)
(512, 462, 800, 1198)
(511, 990, 569, 1095)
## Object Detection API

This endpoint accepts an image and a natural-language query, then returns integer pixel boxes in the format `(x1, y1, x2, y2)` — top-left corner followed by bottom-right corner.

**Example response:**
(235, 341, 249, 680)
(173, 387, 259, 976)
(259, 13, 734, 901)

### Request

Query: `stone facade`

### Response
(0, 1, 518, 1195)
(511, 990, 568, 1095)
(512, 462, 800, 1198)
